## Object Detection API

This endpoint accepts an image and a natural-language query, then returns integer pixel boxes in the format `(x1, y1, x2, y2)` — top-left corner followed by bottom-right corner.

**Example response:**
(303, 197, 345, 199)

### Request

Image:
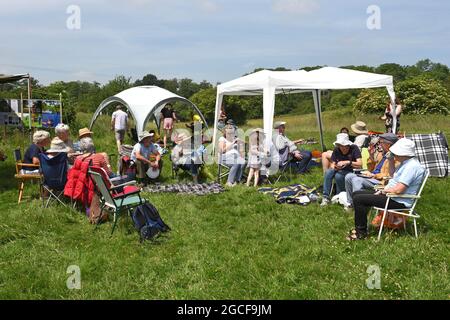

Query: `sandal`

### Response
(346, 228, 367, 241)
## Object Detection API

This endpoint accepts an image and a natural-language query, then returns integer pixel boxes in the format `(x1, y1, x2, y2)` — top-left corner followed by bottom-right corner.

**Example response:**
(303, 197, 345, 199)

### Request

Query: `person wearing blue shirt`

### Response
(347, 138, 426, 240)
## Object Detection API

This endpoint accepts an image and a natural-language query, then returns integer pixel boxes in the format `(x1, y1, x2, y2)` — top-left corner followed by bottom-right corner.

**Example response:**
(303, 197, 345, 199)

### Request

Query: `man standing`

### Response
(272, 121, 312, 174)
(111, 105, 128, 153)
(160, 103, 177, 149)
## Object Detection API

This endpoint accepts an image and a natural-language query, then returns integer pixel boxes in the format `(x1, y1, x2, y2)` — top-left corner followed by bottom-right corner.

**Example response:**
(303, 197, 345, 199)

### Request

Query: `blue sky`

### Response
(1, 0, 449, 85)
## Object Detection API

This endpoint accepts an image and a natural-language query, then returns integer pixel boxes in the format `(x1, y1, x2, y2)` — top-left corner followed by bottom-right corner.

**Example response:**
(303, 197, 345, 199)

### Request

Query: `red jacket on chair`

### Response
(64, 155, 95, 207)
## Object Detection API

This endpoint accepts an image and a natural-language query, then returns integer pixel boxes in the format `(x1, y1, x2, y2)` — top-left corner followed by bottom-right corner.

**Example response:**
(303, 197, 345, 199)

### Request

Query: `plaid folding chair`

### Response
(406, 132, 448, 177)
(39, 153, 68, 208)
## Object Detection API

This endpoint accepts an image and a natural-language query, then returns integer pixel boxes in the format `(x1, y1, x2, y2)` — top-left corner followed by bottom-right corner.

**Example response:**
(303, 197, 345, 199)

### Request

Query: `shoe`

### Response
(344, 204, 353, 212)
(320, 197, 330, 207)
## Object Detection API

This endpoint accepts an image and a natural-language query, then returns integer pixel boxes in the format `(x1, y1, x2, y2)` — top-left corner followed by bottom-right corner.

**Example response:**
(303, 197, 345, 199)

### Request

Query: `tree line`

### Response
(0, 58, 448, 127)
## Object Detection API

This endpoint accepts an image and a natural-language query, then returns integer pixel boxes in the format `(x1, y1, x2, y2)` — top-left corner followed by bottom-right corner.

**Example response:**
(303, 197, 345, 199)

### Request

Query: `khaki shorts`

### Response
(115, 129, 125, 142)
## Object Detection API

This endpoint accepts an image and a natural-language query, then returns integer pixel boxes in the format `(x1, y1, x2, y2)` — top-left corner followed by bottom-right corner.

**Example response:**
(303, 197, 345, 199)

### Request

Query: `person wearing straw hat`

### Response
(350, 121, 370, 150)
(171, 132, 202, 183)
(73, 127, 94, 153)
(320, 133, 362, 207)
(130, 131, 162, 183)
(344, 133, 399, 211)
(273, 121, 312, 174)
(347, 138, 425, 240)
(46, 137, 70, 158)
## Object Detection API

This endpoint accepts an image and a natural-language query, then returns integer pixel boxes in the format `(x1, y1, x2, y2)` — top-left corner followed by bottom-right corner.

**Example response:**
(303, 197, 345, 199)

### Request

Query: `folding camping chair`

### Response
(13, 148, 42, 204)
(88, 167, 145, 235)
(217, 152, 231, 183)
(39, 153, 68, 208)
(267, 146, 296, 185)
(372, 169, 430, 241)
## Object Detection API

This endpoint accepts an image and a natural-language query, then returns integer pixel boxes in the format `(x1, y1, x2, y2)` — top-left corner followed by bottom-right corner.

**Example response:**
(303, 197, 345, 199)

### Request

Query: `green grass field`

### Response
(0, 110, 449, 299)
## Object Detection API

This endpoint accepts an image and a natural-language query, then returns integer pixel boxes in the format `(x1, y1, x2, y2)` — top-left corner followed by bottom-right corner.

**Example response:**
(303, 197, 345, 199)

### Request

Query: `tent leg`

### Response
(313, 90, 325, 151)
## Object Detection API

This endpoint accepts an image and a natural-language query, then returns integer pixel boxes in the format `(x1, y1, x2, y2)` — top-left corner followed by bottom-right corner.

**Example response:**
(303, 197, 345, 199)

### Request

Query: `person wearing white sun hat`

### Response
(347, 138, 426, 240)
(320, 133, 362, 207)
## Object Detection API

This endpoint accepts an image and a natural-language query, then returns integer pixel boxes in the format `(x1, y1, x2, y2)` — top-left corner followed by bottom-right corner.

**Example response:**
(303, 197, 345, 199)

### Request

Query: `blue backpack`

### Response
(131, 202, 171, 242)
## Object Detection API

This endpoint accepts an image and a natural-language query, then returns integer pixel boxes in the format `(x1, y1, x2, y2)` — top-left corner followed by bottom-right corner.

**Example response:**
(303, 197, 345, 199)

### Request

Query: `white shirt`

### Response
(273, 133, 297, 153)
(131, 142, 158, 162)
(112, 110, 128, 131)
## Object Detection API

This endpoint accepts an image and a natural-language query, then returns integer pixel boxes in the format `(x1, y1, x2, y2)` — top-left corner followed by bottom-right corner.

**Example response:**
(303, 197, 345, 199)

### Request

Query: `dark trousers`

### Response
(353, 190, 406, 233)
(289, 150, 312, 174)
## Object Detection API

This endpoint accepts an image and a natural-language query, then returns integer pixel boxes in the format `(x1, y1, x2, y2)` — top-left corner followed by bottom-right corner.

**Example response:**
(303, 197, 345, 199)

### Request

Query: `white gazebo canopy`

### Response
(90, 86, 207, 136)
(213, 67, 396, 152)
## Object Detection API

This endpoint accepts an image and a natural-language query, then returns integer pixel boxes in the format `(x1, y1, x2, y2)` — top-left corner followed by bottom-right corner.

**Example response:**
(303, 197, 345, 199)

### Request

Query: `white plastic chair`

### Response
(373, 169, 430, 241)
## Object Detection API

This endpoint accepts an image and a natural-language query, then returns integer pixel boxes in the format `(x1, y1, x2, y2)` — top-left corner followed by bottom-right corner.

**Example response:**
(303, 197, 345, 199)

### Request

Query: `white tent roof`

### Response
(90, 86, 207, 136)
(213, 67, 396, 152)
(217, 67, 394, 94)
(217, 69, 310, 95)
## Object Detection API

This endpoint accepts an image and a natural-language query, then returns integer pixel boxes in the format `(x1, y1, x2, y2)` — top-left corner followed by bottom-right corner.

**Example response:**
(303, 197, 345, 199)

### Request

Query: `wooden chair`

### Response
(13, 148, 42, 204)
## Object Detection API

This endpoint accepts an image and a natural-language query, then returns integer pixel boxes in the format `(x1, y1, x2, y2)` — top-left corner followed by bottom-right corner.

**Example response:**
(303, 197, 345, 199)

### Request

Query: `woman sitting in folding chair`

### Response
(22, 130, 51, 173)
(320, 133, 362, 207)
(40, 137, 70, 207)
(347, 138, 426, 241)
(218, 124, 246, 187)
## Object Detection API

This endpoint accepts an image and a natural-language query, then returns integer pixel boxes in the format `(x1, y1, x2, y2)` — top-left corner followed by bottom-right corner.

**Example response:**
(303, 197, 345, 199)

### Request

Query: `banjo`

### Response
(146, 154, 161, 179)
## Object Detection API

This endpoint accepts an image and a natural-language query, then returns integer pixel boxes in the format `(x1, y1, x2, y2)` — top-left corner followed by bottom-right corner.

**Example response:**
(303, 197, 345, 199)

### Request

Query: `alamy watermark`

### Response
(366, 265, 381, 290)
(66, 5, 81, 30)
(367, 5, 381, 30)
(66, 265, 81, 290)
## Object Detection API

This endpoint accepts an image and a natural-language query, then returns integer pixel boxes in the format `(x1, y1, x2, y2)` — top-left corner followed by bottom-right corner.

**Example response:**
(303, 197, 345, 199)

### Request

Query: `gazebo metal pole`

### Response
(313, 89, 325, 151)
(27, 74, 32, 143)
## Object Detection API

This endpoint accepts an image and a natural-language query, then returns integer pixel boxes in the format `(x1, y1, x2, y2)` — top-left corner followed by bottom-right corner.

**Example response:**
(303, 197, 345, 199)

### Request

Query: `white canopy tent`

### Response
(90, 86, 207, 136)
(213, 67, 397, 152)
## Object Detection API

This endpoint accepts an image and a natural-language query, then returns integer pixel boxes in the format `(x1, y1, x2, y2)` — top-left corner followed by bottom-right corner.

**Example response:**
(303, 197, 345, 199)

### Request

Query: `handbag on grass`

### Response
(371, 211, 407, 229)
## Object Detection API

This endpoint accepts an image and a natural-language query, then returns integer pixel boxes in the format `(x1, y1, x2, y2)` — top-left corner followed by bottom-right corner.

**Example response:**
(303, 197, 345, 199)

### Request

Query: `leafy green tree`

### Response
(354, 76, 450, 115)
(189, 87, 216, 123)
(178, 78, 200, 99)
(375, 63, 407, 82)
(397, 77, 449, 115)
(134, 74, 162, 87)
(353, 89, 389, 115)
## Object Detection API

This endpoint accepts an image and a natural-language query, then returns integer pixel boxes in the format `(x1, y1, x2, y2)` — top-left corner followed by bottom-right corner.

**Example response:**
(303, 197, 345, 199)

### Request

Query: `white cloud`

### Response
(272, 0, 319, 15)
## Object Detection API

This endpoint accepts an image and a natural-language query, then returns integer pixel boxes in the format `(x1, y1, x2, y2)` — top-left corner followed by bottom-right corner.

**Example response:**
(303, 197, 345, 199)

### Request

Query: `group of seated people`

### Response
(217, 120, 314, 187)
(317, 125, 425, 241)
(217, 118, 426, 241)
(19, 118, 426, 242)
(22, 125, 114, 177)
